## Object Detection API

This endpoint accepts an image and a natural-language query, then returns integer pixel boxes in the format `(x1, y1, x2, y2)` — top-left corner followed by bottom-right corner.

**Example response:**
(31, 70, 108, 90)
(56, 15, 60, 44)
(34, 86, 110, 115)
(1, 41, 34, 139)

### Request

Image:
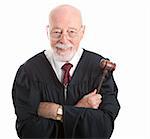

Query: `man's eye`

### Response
(69, 30, 76, 34)
(53, 31, 61, 34)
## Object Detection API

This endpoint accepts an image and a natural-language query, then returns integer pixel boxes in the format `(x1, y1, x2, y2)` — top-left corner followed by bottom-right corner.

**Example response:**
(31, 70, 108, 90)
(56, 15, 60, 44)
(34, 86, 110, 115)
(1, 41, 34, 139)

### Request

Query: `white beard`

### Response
(52, 43, 77, 62)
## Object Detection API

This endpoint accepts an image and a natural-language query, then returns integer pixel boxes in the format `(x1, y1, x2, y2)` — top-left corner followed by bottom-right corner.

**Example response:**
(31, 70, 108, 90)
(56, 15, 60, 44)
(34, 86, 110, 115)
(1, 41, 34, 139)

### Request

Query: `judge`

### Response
(12, 4, 120, 139)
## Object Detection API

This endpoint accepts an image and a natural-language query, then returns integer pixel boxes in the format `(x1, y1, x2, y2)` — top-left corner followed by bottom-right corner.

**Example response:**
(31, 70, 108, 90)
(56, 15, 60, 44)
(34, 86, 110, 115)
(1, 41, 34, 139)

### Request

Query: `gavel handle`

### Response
(97, 70, 108, 94)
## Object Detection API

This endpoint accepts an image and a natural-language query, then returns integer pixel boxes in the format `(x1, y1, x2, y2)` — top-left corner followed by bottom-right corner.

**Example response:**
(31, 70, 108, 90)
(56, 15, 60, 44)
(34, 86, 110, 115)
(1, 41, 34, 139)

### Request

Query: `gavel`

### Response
(97, 59, 116, 94)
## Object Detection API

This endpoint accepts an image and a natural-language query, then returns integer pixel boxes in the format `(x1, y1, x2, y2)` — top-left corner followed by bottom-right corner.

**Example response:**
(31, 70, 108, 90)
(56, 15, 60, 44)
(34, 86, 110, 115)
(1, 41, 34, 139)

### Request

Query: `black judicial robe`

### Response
(12, 50, 120, 139)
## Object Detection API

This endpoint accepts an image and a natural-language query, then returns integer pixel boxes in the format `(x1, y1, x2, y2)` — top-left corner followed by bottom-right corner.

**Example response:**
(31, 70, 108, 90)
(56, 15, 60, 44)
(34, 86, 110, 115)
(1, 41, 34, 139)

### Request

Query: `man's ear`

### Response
(46, 25, 50, 40)
(81, 25, 85, 35)
(80, 25, 85, 39)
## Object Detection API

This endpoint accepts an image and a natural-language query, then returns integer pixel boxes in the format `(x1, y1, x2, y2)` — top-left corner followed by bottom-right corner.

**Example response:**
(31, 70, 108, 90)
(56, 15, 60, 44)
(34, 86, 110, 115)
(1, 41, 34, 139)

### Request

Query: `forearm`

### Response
(63, 90, 119, 138)
(63, 105, 115, 138)
(16, 116, 54, 138)
(15, 102, 63, 138)
(38, 102, 63, 121)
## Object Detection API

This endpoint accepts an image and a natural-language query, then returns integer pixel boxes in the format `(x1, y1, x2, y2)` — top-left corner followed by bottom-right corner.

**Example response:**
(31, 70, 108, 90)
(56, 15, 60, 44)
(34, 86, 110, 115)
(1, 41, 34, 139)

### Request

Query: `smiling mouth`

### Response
(57, 47, 72, 51)
(55, 43, 73, 49)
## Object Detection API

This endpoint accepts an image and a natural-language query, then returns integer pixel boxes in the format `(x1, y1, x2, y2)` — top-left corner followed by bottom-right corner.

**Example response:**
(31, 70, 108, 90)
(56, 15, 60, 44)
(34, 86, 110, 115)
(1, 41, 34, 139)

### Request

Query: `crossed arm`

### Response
(38, 89, 102, 120)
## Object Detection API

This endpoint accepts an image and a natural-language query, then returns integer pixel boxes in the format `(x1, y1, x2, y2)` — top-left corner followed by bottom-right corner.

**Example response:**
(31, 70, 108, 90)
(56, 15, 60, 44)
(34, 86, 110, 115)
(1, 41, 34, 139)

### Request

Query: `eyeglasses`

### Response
(50, 26, 83, 39)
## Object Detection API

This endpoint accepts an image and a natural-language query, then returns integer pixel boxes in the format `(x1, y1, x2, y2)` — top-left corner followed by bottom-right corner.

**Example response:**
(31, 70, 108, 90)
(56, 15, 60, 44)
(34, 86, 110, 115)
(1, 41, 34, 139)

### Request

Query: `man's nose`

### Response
(59, 33, 69, 44)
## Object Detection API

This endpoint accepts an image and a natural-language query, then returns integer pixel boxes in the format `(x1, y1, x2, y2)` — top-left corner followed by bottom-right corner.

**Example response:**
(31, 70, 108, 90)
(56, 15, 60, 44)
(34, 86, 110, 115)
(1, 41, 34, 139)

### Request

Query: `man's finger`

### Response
(89, 89, 97, 96)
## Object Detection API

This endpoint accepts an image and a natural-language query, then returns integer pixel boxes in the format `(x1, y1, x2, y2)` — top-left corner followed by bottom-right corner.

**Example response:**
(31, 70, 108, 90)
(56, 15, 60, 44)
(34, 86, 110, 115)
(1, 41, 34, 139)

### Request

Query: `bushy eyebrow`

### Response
(68, 27, 78, 31)
(51, 27, 62, 30)
(51, 27, 78, 31)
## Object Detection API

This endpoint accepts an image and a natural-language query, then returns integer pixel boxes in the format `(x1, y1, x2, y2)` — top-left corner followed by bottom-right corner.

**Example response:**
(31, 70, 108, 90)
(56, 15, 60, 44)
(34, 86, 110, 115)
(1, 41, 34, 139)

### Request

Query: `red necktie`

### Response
(61, 63, 73, 86)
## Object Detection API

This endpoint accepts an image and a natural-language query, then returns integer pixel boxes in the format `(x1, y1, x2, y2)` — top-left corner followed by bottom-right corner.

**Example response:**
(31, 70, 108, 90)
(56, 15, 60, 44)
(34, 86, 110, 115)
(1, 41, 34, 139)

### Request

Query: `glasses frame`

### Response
(46, 25, 84, 40)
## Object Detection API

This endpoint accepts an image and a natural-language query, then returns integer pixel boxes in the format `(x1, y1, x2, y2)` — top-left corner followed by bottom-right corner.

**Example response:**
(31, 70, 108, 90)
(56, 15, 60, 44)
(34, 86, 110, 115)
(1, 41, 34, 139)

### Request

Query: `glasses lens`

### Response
(50, 28, 81, 39)
(51, 31, 61, 38)
(68, 30, 78, 38)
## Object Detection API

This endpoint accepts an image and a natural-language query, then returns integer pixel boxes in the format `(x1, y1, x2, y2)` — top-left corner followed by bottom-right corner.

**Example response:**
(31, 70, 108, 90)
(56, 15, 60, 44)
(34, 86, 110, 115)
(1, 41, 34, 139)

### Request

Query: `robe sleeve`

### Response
(12, 65, 58, 138)
(63, 72, 120, 138)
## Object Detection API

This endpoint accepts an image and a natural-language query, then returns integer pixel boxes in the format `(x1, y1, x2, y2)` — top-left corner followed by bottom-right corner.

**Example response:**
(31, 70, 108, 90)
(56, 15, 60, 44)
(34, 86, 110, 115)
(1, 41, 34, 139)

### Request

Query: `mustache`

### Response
(55, 43, 73, 49)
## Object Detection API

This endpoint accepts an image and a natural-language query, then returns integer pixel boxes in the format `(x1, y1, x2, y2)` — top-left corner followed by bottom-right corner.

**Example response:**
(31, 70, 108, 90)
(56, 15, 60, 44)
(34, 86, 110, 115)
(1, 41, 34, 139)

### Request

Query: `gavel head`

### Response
(100, 59, 116, 72)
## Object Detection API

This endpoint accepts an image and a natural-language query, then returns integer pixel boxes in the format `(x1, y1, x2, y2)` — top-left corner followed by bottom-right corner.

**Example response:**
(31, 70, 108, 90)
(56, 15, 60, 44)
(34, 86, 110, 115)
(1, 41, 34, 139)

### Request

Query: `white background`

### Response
(0, 0, 150, 138)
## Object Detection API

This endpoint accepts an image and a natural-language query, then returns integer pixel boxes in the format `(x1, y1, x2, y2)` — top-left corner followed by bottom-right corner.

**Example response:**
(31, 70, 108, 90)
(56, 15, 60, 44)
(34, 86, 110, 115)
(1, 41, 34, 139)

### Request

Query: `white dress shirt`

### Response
(44, 48, 83, 83)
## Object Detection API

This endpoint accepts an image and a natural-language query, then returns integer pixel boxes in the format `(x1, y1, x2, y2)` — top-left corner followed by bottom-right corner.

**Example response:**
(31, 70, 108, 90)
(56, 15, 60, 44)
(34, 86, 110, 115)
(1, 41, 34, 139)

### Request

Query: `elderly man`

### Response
(12, 4, 120, 139)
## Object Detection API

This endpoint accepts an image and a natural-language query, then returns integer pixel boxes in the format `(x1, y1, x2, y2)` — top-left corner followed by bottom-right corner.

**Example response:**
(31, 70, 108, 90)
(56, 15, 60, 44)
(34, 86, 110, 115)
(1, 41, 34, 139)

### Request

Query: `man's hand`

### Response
(75, 89, 102, 109)
(38, 102, 59, 120)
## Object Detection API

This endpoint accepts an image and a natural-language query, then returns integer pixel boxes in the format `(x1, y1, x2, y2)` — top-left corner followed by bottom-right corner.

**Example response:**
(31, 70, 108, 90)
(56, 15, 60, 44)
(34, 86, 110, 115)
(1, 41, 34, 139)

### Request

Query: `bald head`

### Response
(49, 4, 83, 29)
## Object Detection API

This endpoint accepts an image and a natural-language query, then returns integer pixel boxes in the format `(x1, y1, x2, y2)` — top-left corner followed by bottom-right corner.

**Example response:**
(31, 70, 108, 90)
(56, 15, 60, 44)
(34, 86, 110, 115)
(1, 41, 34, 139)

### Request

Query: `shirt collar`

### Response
(44, 47, 83, 74)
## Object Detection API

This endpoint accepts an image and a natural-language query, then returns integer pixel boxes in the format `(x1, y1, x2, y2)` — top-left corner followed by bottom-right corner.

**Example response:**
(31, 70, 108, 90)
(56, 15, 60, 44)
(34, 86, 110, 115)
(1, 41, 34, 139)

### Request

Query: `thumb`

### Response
(93, 89, 97, 93)
(89, 89, 97, 96)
